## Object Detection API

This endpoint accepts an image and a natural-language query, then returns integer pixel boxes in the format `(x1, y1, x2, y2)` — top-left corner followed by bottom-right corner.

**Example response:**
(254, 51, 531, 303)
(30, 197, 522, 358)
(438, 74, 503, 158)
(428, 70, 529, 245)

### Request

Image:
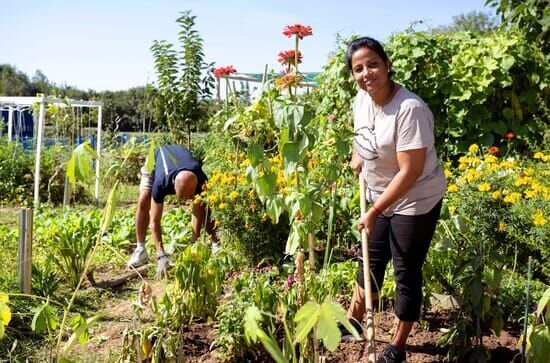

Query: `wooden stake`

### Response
(359, 175, 376, 362)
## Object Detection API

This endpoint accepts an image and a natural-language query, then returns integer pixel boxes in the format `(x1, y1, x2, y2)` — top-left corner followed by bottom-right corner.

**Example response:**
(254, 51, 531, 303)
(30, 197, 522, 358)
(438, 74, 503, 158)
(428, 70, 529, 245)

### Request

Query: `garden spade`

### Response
(359, 174, 376, 362)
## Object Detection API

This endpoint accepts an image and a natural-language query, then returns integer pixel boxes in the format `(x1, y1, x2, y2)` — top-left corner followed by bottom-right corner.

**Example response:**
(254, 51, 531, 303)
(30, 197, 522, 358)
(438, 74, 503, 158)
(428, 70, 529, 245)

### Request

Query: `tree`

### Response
(435, 11, 500, 34)
(150, 10, 214, 148)
(0, 64, 32, 96)
(486, 0, 550, 53)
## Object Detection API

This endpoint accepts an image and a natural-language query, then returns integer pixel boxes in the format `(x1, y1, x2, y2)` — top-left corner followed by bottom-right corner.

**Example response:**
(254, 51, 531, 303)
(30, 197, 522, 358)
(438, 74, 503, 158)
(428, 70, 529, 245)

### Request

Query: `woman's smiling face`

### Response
(350, 47, 391, 95)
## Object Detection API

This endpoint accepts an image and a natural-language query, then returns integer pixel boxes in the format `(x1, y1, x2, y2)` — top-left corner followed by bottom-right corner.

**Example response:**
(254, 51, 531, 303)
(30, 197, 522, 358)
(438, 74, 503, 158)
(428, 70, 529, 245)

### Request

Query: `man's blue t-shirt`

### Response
(151, 145, 206, 203)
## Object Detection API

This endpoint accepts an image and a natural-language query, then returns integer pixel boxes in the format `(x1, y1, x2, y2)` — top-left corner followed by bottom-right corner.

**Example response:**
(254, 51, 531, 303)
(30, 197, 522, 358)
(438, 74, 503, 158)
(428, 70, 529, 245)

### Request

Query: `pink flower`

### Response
(213, 65, 236, 78)
(282, 24, 313, 39)
(327, 114, 336, 121)
(285, 275, 295, 290)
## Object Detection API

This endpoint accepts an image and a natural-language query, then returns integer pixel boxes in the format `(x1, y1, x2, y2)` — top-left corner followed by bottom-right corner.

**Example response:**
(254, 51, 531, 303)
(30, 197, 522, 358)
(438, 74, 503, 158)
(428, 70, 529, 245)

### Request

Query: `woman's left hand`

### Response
(358, 208, 378, 238)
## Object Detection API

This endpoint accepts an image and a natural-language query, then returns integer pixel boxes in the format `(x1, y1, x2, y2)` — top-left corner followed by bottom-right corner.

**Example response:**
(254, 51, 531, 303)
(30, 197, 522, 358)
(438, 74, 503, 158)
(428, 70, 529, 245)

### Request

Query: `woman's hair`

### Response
(346, 36, 395, 78)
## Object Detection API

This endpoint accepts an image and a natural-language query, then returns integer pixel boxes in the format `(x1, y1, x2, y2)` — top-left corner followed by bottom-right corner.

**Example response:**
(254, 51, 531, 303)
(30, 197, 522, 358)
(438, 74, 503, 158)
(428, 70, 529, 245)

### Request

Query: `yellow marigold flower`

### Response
(447, 184, 459, 193)
(200, 191, 207, 197)
(514, 176, 531, 187)
(533, 210, 547, 226)
(239, 176, 247, 185)
(525, 168, 534, 176)
(449, 205, 457, 214)
(468, 157, 481, 166)
(326, 139, 335, 146)
(524, 190, 536, 199)
(458, 163, 467, 170)
(492, 190, 502, 199)
(489, 163, 501, 172)
(458, 156, 468, 164)
(444, 169, 452, 179)
(229, 191, 239, 199)
(498, 222, 506, 232)
(544, 155, 550, 162)
(218, 203, 227, 210)
(533, 152, 544, 160)
(251, 101, 261, 112)
(477, 183, 491, 192)
(484, 155, 497, 164)
(503, 192, 521, 204)
(468, 144, 479, 153)
(466, 169, 481, 183)
(248, 190, 255, 199)
(227, 153, 233, 161)
(240, 159, 250, 168)
(532, 182, 544, 192)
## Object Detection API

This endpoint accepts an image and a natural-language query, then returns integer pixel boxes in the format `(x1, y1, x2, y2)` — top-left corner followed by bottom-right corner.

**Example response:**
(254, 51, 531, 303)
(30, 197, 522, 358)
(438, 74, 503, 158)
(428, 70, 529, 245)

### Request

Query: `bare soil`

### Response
(66, 265, 521, 363)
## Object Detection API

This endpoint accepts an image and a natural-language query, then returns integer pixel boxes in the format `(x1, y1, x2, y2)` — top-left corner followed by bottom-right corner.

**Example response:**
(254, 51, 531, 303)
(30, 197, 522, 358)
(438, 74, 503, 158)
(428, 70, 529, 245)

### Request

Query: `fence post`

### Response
(17, 208, 33, 294)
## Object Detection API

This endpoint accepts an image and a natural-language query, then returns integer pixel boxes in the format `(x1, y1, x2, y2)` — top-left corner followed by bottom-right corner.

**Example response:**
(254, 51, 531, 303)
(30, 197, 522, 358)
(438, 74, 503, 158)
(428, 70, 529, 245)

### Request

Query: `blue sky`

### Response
(1, 0, 496, 91)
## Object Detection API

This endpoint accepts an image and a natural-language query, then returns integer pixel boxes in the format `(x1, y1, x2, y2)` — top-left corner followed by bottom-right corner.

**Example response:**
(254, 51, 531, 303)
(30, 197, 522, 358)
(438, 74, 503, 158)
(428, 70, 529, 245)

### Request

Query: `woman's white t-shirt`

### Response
(353, 86, 446, 216)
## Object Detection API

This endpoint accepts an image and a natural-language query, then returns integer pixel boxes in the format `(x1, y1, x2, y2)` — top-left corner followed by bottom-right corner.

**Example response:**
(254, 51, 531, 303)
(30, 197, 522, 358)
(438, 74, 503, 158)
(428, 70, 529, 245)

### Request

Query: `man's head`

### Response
(174, 170, 198, 199)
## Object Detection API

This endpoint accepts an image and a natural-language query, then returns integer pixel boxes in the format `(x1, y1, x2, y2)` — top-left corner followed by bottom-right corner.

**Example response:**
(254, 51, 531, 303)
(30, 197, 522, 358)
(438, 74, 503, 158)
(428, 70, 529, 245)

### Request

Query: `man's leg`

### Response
(136, 189, 151, 245)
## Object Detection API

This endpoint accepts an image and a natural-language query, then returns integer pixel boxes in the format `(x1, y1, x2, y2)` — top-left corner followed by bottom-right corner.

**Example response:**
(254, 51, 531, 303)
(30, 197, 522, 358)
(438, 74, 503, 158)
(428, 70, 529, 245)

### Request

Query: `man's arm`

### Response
(150, 200, 165, 253)
(191, 201, 218, 242)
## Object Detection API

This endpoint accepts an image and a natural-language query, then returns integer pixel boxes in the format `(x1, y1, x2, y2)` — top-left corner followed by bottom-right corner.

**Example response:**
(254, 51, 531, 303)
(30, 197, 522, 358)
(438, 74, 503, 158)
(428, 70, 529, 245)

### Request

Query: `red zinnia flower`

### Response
(488, 146, 500, 155)
(278, 50, 302, 66)
(213, 65, 236, 78)
(282, 24, 313, 39)
(504, 131, 516, 139)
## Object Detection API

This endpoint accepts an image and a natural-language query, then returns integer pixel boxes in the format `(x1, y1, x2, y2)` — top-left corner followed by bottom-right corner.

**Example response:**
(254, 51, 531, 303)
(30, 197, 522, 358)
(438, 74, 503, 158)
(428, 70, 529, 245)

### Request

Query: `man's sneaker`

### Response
(376, 344, 406, 363)
(339, 317, 366, 342)
(128, 247, 149, 267)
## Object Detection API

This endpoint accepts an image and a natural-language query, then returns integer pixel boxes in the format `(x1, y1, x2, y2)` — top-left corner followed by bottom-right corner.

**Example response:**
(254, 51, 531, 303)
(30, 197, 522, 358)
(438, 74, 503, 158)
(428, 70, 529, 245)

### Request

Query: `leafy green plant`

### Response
(526, 287, 550, 363)
(244, 298, 359, 363)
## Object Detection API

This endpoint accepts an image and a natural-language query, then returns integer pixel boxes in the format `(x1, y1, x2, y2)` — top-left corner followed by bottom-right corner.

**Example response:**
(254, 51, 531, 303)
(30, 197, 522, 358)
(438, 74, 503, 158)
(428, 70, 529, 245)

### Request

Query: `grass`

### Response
(0, 207, 19, 226)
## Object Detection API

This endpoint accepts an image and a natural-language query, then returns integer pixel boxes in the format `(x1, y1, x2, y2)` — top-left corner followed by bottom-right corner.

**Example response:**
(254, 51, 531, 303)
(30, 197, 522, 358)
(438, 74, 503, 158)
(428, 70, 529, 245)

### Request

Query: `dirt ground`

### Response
(65, 266, 520, 363)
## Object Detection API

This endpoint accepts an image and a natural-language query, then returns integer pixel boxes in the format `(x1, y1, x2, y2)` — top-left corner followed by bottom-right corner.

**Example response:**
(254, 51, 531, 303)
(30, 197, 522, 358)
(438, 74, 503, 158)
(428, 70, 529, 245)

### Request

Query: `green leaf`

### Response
(62, 314, 103, 355)
(282, 142, 299, 177)
(536, 287, 550, 319)
(529, 324, 550, 363)
(100, 180, 119, 231)
(491, 313, 504, 336)
(0, 302, 11, 326)
(66, 141, 97, 186)
(316, 301, 349, 351)
(266, 197, 284, 224)
(256, 330, 287, 363)
(146, 142, 156, 173)
(255, 173, 276, 199)
(294, 301, 321, 343)
(285, 223, 301, 255)
(0, 323, 4, 340)
(469, 279, 483, 306)
(311, 202, 323, 223)
(247, 144, 264, 167)
(502, 107, 514, 121)
(31, 302, 57, 333)
(501, 55, 515, 71)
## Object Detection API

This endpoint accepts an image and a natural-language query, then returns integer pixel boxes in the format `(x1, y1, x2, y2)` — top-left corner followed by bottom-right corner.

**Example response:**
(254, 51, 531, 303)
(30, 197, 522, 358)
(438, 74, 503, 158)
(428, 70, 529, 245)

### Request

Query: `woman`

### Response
(343, 37, 446, 363)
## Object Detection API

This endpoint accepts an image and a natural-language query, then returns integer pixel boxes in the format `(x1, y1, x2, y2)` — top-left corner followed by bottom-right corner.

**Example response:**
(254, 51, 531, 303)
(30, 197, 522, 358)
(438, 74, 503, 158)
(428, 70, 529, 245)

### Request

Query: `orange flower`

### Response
(488, 146, 500, 155)
(213, 65, 236, 78)
(278, 50, 302, 66)
(274, 73, 303, 90)
(282, 24, 313, 39)
(504, 131, 515, 139)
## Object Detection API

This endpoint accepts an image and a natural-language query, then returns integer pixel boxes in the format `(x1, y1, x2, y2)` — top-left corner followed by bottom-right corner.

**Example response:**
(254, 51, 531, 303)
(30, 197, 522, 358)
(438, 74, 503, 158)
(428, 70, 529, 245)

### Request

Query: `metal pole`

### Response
(34, 95, 46, 206)
(18, 209, 33, 294)
(94, 106, 102, 204)
(7, 106, 13, 142)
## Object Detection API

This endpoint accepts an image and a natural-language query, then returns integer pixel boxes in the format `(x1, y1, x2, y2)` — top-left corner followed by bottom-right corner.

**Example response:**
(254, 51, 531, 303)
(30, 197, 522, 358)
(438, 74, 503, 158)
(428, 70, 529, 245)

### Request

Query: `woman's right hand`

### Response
(350, 149, 363, 176)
